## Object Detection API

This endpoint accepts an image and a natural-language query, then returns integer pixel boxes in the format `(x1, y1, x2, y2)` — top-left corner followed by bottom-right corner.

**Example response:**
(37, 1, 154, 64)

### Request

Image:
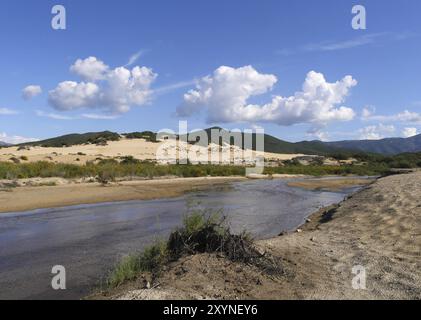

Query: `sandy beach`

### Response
(101, 172, 421, 300)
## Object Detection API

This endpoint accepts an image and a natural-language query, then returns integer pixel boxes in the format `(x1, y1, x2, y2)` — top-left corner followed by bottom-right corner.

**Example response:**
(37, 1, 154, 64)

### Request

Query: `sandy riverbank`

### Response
(100, 172, 421, 300)
(0, 175, 360, 214)
(0, 176, 246, 213)
(287, 177, 374, 192)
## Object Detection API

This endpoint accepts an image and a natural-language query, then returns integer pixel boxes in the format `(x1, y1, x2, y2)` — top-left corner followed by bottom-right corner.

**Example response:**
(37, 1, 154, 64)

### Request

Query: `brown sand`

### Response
(101, 172, 421, 300)
(0, 177, 245, 213)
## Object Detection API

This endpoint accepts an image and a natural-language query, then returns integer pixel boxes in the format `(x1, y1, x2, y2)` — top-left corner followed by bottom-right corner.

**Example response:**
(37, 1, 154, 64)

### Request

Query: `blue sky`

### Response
(1, 0, 420, 143)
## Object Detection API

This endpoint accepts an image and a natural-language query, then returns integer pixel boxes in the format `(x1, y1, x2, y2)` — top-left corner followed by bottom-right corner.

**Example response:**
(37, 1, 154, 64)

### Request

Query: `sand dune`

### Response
(0, 138, 304, 165)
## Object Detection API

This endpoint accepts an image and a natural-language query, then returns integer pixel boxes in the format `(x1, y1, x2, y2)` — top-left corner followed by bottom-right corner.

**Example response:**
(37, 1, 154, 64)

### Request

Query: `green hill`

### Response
(20, 131, 121, 147)
(182, 127, 344, 155)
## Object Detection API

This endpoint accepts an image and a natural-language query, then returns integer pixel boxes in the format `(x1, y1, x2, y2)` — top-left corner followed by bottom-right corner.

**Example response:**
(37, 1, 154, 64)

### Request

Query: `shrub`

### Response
(107, 208, 282, 288)
(9, 157, 20, 164)
(168, 208, 282, 274)
(119, 156, 140, 165)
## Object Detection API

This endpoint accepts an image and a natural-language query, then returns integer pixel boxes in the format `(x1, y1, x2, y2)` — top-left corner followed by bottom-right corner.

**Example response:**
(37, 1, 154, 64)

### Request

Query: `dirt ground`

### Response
(97, 172, 421, 300)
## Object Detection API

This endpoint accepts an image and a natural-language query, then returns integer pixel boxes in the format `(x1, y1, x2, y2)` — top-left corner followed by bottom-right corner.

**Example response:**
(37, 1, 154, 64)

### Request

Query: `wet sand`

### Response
(0, 177, 246, 213)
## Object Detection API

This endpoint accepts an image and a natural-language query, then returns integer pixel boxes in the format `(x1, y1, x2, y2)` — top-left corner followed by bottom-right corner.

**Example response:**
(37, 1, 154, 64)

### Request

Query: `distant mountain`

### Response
(0, 141, 11, 147)
(14, 128, 421, 156)
(182, 127, 343, 155)
(325, 134, 421, 155)
(184, 128, 421, 156)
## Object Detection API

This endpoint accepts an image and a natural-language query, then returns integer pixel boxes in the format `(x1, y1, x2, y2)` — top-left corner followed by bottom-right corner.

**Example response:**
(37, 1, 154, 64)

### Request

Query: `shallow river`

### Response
(0, 178, 362, 299)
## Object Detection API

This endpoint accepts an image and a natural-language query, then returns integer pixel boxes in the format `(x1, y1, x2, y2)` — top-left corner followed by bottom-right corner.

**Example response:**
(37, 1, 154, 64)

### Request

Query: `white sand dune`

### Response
(0, 138, 304, 165)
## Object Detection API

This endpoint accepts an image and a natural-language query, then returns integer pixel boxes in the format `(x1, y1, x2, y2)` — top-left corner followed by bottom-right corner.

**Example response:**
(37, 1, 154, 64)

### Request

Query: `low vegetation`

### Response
(123, 131, 158, 143)
(0, 161, 245, 180)
(107, 208, 282, 288)
(107, 240, 168, 287)
(264, 164, 391, 176)
(1, 152, 421, 181)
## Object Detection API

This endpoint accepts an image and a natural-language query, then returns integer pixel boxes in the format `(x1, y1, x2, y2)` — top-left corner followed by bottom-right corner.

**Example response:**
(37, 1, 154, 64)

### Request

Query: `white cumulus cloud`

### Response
(70, 57, 109, 81)
(49, 57, 157, 114)
(49, 81, 100, 111)
(402, 127, 418, 138)
(22, 85, 42, 100)
(359, 124, 396, 140)
(178, 66, 357, 126)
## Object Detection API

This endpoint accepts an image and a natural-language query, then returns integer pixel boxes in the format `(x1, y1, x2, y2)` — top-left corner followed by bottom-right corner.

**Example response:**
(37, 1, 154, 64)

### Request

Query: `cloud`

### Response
(49, 81, 100, 111)
(70, 57, 109, 81)
(307, 128, 329, 141)
(22, 85, 42, 100)
(154, 80, 196, 96)
(36, 110, 75, 120)
(362, 108, 421, 124)
(178, 66, 357, 127)
(35, 110, 119, 121)
(0, 132, 38, 144)
(277, 32, 414, 56)
(125, 50, 145, 67)
(0, 107, 18, 115)
(402, 127, 418, 138)
(49, 57, 157, 114)
(359, 124, 396, 140)
(81, 113, 120, 120)
(304, 33, 386, 52)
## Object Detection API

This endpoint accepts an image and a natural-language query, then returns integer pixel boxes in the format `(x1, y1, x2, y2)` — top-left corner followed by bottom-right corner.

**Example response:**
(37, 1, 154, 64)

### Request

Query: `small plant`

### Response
(20, 156, 28, 161)
(107, 240, 168, 288)
(120, 155, 140, 165)
(9, 157, 20, 164)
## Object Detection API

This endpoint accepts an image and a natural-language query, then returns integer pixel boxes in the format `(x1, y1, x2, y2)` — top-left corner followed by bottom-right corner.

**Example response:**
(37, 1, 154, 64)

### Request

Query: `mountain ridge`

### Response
(0, 141, 11, 147)
(10, 128, 421, 156)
